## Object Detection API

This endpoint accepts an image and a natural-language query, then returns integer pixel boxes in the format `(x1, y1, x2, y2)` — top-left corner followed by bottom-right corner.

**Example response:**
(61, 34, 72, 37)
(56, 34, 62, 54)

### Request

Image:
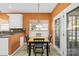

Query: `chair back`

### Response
(48, 35, 52, 43)
(34, 38, 44, 42)
(36, 33, 41, 36)
(34, 38, 45, 48)
(25, 35, 29, 43)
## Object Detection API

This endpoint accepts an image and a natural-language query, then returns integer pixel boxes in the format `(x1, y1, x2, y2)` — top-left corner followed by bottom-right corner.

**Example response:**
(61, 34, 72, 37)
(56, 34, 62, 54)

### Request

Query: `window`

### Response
(29, 20, 48, 31)
(55, 18, 60, 48)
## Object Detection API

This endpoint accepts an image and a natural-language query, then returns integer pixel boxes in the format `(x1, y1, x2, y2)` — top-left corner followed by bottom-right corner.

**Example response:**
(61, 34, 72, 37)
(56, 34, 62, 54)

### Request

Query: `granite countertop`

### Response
(0, 32, 23, 38)
(0, 28, 25, 38)
(0, 35, 10, 38)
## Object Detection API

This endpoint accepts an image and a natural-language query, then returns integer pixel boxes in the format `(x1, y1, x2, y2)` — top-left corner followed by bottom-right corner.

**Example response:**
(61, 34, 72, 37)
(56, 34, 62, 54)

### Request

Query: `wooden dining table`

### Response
(28, 36, 49, 56)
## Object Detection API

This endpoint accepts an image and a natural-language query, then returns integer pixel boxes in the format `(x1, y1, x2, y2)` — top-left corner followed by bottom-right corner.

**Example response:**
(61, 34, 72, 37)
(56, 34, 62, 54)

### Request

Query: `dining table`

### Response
(28, 36, 49, 56)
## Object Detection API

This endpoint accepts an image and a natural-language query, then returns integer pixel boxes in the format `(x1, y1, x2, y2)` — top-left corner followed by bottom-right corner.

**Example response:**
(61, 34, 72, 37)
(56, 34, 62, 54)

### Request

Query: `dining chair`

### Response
(33, 38, 45, 56)
(48, 34, 52, 52)
(44, 35, 52, 52)
(25, 34, 35, 53)
(36, 33, 41, 36)
(48, 34, 52, 43)
(25, 34, 29, 53)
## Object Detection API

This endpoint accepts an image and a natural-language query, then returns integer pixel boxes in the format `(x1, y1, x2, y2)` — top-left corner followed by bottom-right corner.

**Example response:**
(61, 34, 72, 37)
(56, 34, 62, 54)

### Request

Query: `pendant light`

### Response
(38, 3, 41, 28)
(38, 3, 40, 23)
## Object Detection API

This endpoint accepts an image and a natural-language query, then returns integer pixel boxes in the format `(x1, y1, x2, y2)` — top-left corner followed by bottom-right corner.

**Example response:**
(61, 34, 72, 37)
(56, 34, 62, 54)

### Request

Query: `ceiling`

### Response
(0, 3, 57, 13)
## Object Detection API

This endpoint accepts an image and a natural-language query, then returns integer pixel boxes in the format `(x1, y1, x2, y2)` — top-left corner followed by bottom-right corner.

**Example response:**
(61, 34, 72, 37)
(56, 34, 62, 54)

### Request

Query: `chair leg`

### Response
(27, 47, 28, 53)
(33, 48, 36, 56)
(34, 50, 36, 56)
(49, 46, 50, 52)
(41, 52, 43, 56)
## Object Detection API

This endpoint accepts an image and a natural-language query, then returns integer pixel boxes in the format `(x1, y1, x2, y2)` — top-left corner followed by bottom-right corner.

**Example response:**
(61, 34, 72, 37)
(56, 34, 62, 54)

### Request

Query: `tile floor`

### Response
(13, 44, 60, 56)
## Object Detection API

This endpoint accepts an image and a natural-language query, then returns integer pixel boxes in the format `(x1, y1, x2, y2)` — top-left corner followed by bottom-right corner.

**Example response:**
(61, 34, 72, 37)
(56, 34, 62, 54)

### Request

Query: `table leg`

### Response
(47, 42, 49, 56)
(29, 43, 31, 56)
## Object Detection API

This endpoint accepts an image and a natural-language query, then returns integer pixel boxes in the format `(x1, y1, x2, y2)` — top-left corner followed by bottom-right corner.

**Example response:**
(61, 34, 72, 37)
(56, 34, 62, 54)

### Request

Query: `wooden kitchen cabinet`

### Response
(9, 36, 16, 55)
(8, 34, 21, 55)
(8, 14, 23, 28)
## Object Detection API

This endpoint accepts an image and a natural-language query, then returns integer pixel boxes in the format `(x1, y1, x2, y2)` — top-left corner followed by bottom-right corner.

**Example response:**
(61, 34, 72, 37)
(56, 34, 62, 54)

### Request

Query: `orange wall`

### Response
(9, 33, 24, 55)
(23, 13, 51, 34)
(50, 3, 71, 43)
(51, 3, 71, 17)
(23, 4, 71, 43)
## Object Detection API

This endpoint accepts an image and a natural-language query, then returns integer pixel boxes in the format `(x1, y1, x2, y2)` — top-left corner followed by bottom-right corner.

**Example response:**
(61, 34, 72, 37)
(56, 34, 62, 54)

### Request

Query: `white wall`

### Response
(53, 3, 79, 56)
(8, 14, 23, 28)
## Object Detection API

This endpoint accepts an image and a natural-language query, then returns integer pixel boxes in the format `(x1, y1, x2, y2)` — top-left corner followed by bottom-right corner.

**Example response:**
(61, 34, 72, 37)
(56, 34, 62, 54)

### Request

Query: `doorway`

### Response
(67, 7, 79, 56)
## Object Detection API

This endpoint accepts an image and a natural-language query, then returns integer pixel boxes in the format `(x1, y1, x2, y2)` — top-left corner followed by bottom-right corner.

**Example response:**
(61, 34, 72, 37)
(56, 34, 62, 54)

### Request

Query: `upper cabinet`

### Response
(8, 14, 23, 28)
(0, 14, 9, 31)
(0, 14, 9, 24)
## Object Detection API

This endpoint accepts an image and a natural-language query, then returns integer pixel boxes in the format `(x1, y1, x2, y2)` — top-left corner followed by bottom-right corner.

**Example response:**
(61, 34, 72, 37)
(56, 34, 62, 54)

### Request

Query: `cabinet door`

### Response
(8, 14, 23, 28)
(8, 34, 21, 55)
(8, 37, 15, 55)
(14, 35, 20, 50)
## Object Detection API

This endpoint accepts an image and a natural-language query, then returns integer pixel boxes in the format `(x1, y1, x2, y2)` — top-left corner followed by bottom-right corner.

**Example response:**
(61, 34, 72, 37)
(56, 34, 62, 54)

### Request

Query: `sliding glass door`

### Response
(67, 15, 79, 56)
(76, 16, 79, 55)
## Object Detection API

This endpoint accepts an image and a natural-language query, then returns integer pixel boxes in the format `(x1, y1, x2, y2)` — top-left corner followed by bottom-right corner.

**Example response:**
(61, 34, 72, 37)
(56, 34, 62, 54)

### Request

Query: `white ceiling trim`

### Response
(0, 3, 57, 13)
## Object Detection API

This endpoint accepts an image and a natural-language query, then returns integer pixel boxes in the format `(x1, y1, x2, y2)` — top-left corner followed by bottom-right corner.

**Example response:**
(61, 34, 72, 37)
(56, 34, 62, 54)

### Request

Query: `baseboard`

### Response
(10, 44, 25, 56)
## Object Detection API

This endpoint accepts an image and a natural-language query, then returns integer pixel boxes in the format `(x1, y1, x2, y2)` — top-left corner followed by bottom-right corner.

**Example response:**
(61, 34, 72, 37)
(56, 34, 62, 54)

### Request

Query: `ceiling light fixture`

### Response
(37, 3, 42, 28)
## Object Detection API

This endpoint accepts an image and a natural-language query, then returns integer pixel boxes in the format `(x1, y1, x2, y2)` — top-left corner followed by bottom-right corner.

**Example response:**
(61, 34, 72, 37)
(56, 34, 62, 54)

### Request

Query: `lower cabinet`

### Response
(0, 33, 24, 55)
(8, 34, 20, 55)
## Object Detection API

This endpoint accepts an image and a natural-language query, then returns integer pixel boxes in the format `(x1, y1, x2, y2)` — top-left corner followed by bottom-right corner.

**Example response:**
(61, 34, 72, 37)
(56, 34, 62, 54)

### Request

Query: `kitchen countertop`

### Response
(0, 35, 10, 38)
(0, 32, 24, 38)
